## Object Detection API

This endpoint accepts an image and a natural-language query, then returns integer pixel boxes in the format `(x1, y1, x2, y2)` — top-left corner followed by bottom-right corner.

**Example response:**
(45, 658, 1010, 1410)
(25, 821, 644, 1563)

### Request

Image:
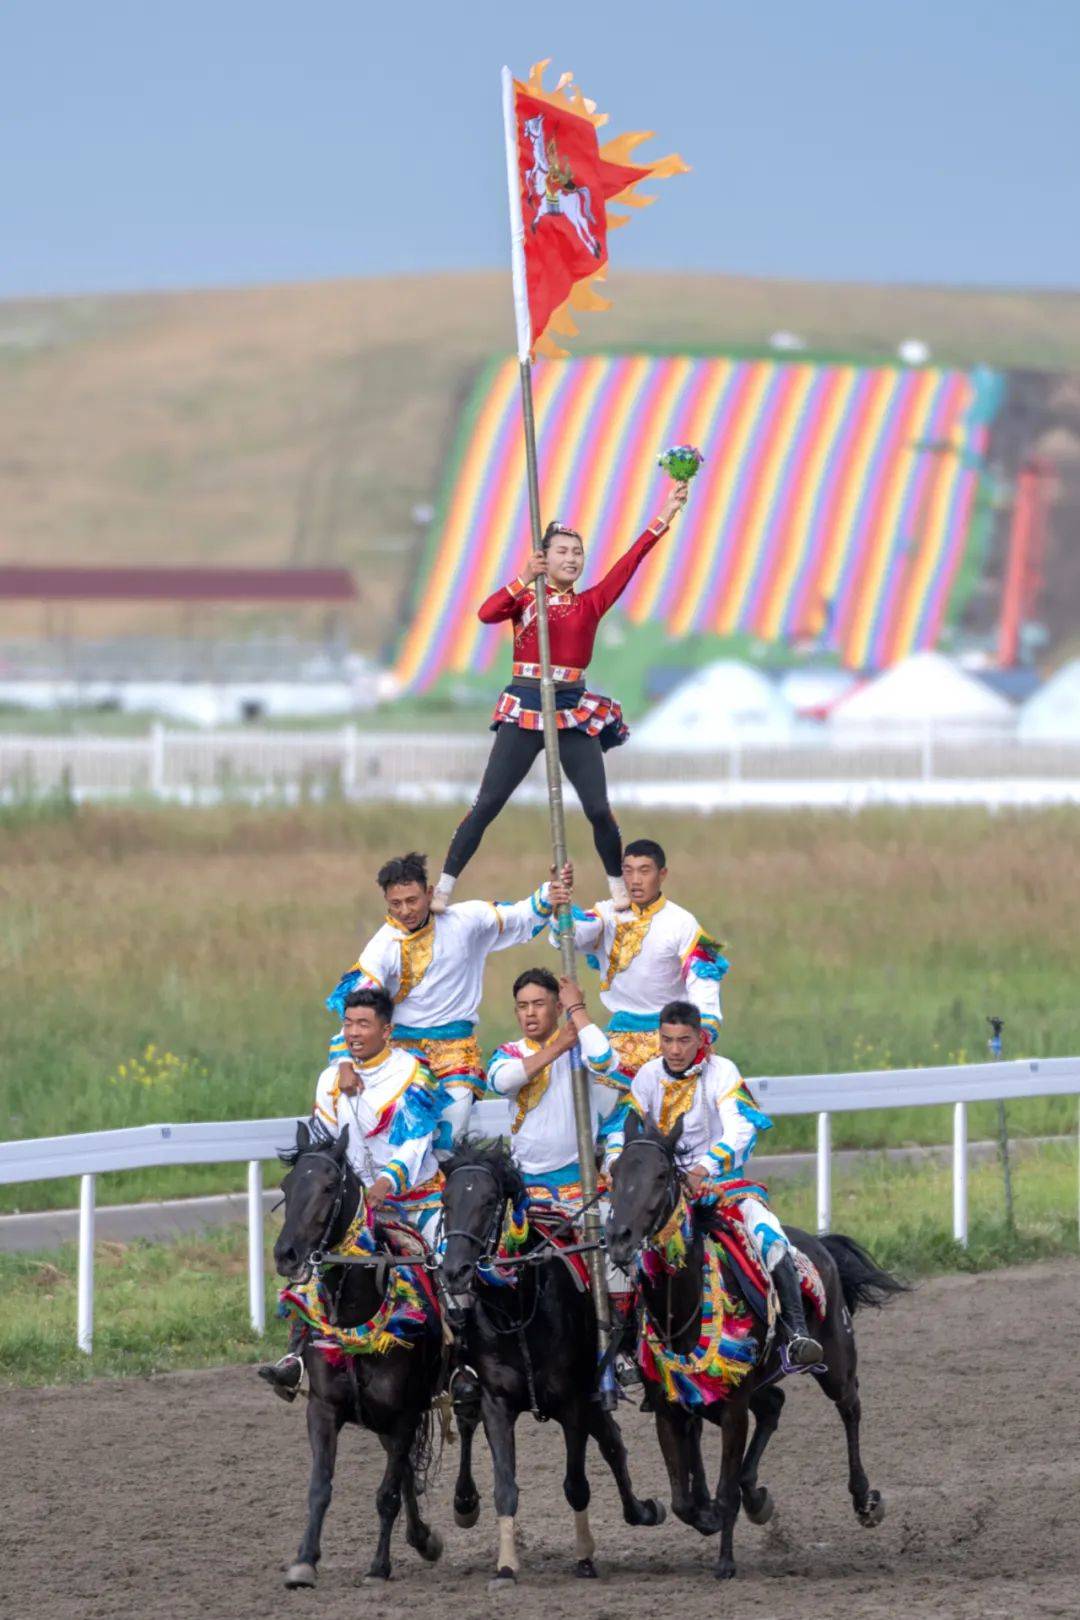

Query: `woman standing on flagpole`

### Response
(430, 478, 689, 913)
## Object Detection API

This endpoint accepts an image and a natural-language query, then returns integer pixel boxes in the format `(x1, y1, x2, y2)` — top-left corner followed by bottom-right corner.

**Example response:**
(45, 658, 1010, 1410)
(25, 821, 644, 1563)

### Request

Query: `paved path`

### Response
(0, 1135, 1063, 1253)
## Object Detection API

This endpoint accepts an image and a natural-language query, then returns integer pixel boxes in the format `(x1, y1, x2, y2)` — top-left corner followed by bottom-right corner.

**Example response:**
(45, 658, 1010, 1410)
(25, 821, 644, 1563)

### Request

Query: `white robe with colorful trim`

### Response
(562, 896, 725, 1037)
(487, 1022, 630, 1179)
(312, 1047, 442, 1236)
(630, 1052, 794, 1269)
(325, 884, 554, 1141)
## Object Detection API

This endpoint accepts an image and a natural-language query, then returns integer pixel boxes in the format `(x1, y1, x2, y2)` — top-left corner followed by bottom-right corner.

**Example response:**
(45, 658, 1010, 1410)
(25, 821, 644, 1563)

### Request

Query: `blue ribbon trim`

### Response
(608, 1011, 661, 1033)
(394, 1020, 475, 1041)
(388, 1079, 451, 1146)
(325, 968, 361, 1017)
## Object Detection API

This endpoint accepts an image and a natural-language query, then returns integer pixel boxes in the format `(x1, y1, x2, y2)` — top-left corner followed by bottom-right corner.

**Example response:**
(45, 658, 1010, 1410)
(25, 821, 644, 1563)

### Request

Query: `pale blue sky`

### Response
(3, 0, 1076, 297)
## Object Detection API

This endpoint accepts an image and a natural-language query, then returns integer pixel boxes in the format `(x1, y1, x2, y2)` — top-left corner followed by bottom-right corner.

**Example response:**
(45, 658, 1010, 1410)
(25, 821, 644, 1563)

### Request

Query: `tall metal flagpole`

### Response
(501, 66, 613, 1385)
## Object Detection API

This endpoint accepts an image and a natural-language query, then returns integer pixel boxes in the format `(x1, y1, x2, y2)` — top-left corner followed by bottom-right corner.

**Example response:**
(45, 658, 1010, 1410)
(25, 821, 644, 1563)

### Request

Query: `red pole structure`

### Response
(997, 461, 1052, 667)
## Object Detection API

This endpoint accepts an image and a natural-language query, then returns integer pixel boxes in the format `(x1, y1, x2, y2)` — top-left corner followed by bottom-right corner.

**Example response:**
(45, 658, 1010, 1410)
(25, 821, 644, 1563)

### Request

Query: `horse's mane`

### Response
(277, 1116, 335, 1168)
(442, 1135, 526, 1205)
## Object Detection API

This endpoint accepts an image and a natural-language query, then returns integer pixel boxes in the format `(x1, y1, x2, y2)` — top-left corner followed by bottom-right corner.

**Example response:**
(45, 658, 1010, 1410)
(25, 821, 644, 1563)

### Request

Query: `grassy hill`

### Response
(2, 271, 1079, 650)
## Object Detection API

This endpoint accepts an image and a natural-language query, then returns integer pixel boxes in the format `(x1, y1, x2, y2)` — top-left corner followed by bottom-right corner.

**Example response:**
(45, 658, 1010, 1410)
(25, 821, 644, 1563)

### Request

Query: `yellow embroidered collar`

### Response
(384, 914, 436, 1005)
(355, 1046, 392, 1072)
(510, 1033, 562, 1135)
(657, 1062, 703, 1135)
(601, 895, 667, 990)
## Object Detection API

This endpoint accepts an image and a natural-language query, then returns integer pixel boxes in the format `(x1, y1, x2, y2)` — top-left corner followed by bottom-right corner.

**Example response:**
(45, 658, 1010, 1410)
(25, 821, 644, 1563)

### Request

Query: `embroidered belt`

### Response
(512, 661, 585, 682)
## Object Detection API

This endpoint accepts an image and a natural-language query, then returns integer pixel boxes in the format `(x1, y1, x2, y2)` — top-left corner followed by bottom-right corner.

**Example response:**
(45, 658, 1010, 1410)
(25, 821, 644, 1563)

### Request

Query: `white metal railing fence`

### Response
(3, 725, 1080, 809)
(2, 1056, 1078, 1353)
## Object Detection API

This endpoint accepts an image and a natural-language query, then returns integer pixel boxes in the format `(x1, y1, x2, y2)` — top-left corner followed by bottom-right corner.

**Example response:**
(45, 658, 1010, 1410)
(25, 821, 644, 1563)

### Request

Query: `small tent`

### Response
(1018, 660, 1080, 740)
(634, 660, 794, 751)
(829, 651, 1013, 730)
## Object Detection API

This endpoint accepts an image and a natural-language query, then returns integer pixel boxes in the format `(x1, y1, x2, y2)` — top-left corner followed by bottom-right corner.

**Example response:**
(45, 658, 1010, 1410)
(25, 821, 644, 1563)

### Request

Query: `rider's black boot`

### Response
(773, 1253, 823, 1367)
(258, 1322, 308, 1402)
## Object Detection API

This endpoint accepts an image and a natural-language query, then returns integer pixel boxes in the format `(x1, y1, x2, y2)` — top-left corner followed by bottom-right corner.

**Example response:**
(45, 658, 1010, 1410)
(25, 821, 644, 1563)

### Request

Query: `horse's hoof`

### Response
(638, 1497, 666, 1527)
(419, 1529, 443, 1563)
(454, 1503, 481, 1529)
(488, 1569, 517, 1593)
(574, 1558, 598, 1579)
(695, 1508, 723, 1538)
(715, 1559, 737, 1581)
(284, 1562, 317, 1588)
(744, 1487, 774, 1525)
(858, 1490, 885, 1527)
(362, 1571, 391, 1583)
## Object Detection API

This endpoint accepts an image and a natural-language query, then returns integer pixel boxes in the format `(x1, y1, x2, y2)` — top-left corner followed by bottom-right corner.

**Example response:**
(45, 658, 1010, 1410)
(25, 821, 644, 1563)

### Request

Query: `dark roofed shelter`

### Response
(0, 566, 358, 604)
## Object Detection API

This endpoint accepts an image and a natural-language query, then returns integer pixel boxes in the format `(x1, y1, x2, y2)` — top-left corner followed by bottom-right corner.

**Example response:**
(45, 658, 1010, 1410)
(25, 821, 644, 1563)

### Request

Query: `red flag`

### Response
(508, 63, 688, 358)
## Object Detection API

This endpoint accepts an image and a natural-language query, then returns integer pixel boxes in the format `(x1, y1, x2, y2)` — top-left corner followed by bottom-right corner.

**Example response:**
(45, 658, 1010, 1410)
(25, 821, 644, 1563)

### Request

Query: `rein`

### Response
(621, 1137, 703, 1351)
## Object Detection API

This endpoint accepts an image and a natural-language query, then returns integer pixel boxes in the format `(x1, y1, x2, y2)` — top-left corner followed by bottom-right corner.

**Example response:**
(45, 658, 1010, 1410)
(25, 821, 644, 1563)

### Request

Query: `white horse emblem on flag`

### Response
(523, 113, 602, 258)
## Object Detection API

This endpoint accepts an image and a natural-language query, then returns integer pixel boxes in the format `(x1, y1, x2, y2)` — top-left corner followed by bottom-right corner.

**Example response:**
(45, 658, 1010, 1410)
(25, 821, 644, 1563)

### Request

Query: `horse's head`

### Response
(439, 1137, 524, 1300)
(606, 1112, 684, 1269)
(273, 1120, 357, 1283)
(523, 114, 544, 140)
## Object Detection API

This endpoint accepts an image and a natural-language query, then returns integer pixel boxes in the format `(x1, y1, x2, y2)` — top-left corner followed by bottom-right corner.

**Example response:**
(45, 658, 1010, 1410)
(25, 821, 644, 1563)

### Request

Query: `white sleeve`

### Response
(384, 1129, 434, 1194)
(577, 1022, 617, 1078)
(313, 1065, 341, 1135)
(549, 904, 604, 954)
(358, 931, 400, 999)
(697, 1069, 757, 1177)
(487, 1045, 529, 1097)
(678, 915, 724, 1039)
(486, 884, 555, 952)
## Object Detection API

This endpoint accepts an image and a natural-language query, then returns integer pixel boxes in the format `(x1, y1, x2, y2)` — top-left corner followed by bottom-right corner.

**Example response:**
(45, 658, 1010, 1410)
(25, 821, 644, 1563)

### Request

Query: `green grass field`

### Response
(2, 1144, 1074, 1388)
(1, 801, 1078, 1215)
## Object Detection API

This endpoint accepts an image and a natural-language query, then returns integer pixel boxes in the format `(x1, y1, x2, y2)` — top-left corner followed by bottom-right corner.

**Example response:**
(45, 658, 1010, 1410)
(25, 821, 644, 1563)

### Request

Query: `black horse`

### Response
(269, 1122, 444, 1588)
(607, 1113, 907, 1581)
(440, 1139, 666, 1585)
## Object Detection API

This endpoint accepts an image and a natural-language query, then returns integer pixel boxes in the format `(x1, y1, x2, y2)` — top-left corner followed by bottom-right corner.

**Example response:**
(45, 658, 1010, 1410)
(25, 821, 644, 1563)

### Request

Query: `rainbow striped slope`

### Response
(395, 355, 1002, 691)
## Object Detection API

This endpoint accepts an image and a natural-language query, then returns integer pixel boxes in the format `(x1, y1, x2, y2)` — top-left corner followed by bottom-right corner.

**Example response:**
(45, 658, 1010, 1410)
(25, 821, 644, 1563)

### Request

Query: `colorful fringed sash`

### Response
(279, 1208, 437, 1356)
(638, 1226, 758, 1408)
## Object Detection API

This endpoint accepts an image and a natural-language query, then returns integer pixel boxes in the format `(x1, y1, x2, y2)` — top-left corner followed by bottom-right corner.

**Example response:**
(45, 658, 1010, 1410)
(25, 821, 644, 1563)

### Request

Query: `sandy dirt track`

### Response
(4, 1259, 1078, 1620)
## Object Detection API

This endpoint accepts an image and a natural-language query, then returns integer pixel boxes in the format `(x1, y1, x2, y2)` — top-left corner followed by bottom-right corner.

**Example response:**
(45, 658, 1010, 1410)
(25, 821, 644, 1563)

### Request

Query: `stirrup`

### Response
(781, 1334, 823, 1371)
(258, 1353, 304, 1402)
(614, 1354, 642, 1390)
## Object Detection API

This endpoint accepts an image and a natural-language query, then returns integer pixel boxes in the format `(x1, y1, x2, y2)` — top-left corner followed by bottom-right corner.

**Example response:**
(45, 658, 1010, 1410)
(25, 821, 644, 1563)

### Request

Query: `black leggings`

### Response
(444, 724, 622, 879)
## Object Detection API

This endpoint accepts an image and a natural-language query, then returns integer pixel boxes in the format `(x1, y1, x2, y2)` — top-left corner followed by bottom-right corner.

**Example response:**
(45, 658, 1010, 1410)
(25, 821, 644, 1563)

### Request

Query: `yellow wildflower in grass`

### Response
(107, 1046, 208, 1091)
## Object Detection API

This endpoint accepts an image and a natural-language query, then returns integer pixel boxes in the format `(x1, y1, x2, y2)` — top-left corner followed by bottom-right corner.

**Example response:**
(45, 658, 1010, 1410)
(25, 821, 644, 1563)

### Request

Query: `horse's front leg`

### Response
(284, 1397, 342, 1588)
(560, 1403, 597, 1579)
(400, 1456, 444, 1566)
(480, 1389, 520, 1586)
(587, 1404, 666, 1528)
(740, 1384, 785, 1524)
(365, 1426, 412, 1582)
(713, 1398, 750, 1580)
(455, 1404, 486, 1529)
(654, 1403, 717, 1535)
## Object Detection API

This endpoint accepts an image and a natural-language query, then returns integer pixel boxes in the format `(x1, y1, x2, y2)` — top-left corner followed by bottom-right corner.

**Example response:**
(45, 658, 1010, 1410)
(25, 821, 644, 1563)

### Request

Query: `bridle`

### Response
(616, 1134, 701, 1350)
(291, 1147, 356, 1276)
(617, 1134, 683, 1244)
(440, 1160, 512, 1272)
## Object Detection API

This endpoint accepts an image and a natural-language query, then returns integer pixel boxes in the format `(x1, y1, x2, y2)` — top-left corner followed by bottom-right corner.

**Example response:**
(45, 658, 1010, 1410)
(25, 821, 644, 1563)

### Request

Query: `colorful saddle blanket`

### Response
(704, 1205, 827, 1326)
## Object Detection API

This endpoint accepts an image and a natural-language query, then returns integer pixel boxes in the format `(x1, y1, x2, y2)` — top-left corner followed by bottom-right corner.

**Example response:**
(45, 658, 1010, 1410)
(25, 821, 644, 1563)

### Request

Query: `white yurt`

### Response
(634, 660, 794, 751)
(829, 651, 1014, 732)
(1018, 660, 1080, 741)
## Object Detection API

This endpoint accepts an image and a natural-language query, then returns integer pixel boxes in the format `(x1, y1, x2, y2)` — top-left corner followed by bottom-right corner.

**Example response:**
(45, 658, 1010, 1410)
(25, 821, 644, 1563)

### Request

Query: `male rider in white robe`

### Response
(260, 985, 443, 1400)
(550, 838, 726, 1079)
(327, 851, 566, 1149)
(627, 999, 822, 1366)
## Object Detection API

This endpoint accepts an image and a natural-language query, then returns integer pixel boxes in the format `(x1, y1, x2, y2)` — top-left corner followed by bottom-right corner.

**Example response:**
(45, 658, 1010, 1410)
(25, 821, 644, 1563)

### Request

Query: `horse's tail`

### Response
(819, 1232, 909, 1315)
(409, 1406, 439, 1497)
